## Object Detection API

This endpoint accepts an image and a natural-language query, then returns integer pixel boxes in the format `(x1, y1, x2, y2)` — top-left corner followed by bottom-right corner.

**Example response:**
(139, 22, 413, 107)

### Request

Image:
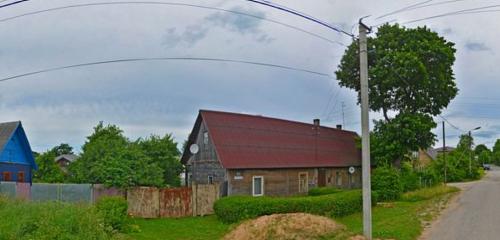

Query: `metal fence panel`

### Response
(0, 181, 16, 198)
(92, 184, 125, 203)
(31, 183, 59, 201)
(159, 187, 192, 218)
(128, 187, 160, 218)
(16, 182, 31, 200)
(60, 184, 92, 203)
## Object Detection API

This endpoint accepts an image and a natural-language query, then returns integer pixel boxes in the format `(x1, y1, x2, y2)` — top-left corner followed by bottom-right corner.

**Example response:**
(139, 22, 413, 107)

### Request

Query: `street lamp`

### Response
(468, 127, 481, 175)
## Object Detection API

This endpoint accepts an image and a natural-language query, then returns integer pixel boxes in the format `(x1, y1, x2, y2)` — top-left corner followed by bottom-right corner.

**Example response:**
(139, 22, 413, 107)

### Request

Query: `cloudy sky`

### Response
(1, 0, 499, 152)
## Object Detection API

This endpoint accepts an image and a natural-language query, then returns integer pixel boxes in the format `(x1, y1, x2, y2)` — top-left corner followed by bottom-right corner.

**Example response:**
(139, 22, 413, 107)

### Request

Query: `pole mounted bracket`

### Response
(359, 16, 373, 33)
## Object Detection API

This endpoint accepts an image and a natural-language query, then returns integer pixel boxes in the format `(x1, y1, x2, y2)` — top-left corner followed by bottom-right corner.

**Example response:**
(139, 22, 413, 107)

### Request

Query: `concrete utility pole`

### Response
(443, 121, 447, 183)
(359, 19, 372, 240)
(342, 102, 346, 127)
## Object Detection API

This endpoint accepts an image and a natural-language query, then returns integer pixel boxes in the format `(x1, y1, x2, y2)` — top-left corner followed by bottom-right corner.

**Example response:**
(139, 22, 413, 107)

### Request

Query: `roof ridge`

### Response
(199, 109, 358, 134)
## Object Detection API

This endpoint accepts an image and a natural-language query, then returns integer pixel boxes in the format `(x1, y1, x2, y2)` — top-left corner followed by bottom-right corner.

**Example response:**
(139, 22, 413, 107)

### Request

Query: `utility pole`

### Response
(469, 131, 472, 176)
(443, 121, 447, 183)
(359, 19, 372, 240)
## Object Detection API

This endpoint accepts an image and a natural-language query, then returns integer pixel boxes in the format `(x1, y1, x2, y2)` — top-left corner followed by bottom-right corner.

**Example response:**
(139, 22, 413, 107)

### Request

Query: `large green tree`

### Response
(335, 24, 458, 165)
(70, 122, 164, 188)
(136, 134, 183, 187)
(492, 140, 500, 165)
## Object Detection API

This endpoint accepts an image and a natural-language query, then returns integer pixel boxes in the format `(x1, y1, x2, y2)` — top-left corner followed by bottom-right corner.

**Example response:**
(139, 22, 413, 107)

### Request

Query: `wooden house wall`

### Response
(227, 167, 361, 197)
(187, 120, 226, 185)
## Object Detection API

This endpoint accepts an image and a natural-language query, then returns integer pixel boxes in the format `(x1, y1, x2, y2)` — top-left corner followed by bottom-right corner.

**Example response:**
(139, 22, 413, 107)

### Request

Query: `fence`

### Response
(0, 182, 124, 203)
(0, 182, 218, 218)
(128, 184, 219, 218)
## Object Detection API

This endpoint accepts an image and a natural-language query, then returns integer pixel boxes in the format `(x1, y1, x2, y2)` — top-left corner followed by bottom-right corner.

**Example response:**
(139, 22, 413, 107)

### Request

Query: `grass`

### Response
(127, 216, 231, 240)
(336, 185, 459, 240)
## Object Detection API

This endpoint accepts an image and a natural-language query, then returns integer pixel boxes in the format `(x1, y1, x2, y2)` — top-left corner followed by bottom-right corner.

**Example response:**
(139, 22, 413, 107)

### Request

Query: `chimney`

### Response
(313, 119, 320, 127)
(336, 124, 342, 130)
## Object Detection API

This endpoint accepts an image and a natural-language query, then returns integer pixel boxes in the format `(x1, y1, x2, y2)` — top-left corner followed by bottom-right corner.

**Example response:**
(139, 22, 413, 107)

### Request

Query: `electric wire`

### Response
(403, 4, 500, 24)
(376, 0, 434, 19)
(0, 57, 333, 82)
(245, 0, 354, 37)
(0, 1, 346, 47)
(0, 0, 27, 9)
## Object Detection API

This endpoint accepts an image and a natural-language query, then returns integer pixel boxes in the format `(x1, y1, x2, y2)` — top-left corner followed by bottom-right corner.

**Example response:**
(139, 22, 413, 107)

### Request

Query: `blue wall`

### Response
(0, 163, 31, 182)
(0, 124, 36, 182)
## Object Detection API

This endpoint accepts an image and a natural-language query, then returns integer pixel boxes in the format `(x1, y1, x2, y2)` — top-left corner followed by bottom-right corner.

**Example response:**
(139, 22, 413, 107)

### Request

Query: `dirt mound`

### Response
(223, 213, 343, 240)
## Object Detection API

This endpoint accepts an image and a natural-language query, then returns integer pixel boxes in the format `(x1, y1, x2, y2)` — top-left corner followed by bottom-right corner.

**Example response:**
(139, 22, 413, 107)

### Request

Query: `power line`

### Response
(245, 0, 354, 37)
(376, 0, 434, 19)
(403, 4, 500, 24)
(439, 115, 466, 132)
(0, 1, 346, 47)
(0, 0, 28, 9)
(0, 57, 333, 82)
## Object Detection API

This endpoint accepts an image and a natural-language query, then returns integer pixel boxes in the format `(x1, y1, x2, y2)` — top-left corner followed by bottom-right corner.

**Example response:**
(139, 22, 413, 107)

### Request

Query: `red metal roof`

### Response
(183, 110, 361, 169)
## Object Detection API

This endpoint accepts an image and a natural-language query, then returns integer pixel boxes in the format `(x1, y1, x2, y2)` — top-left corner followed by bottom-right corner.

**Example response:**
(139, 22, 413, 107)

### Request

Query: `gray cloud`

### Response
(163, 6, 273, 48)
(465, 42, 491, 52)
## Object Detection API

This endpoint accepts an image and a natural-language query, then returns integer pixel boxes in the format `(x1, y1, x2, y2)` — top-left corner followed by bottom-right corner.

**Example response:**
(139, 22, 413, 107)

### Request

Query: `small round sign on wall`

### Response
(348, 166, 355, 174)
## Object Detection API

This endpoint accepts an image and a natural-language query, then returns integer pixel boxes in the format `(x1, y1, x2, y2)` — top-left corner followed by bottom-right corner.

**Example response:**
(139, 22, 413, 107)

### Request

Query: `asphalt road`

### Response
(423, 166, 500, 240)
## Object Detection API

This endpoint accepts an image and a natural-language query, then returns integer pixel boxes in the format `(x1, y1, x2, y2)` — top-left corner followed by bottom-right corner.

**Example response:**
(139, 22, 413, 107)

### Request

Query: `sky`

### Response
(1, 0, 499, 152)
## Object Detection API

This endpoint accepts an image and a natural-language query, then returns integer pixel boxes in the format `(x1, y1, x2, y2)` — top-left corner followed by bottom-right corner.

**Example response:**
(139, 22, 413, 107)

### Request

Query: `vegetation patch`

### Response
(0, 196, 119, 240)
(214, 190, 378, 224)
(308, 187, 343, 196)
(96, 196, 129, 231)
(337, 186, 460, 240)
(400, 185, 459, 202)
(223, 213, 342, 240)
(128, 215, 230, 240)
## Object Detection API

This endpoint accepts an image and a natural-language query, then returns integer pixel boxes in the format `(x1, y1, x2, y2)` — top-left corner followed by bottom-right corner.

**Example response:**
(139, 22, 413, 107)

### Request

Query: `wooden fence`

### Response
(127, 184, 219, 218)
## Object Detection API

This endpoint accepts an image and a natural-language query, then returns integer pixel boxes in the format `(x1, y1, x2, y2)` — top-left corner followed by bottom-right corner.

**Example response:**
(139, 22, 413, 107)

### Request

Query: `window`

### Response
(336, 171, 342, 186)
(17, 172, 25, 182)
(208, 175, 214, 184)
(299, 172, 308, 193)
(252, 176, 264, 196)
(2, 172, 12, 181)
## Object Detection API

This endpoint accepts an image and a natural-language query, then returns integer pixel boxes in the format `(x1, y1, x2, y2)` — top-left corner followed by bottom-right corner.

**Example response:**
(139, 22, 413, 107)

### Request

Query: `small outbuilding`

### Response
(181, 110, 362, 197)
(0, 121, 38, 183)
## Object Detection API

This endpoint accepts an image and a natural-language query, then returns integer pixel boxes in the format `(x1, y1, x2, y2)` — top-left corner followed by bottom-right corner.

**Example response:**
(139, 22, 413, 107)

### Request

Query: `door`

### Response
(318, 169, 326, 187)
(299, 172, 308, 193)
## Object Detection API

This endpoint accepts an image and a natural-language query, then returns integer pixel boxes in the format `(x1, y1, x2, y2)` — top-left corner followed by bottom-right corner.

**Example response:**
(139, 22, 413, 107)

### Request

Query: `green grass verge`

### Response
(127, 216, 231, 240)
(336, 185, 459, 240)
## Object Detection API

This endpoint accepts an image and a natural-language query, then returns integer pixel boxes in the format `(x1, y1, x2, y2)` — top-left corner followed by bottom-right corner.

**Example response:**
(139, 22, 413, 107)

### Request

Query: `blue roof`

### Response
(0, 121, 37, 170)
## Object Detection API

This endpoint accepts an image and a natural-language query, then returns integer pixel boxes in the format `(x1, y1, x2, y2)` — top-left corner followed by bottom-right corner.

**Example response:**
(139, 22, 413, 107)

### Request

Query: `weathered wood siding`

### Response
(227, 167, 361, 196)
(187, 120, 226, 185)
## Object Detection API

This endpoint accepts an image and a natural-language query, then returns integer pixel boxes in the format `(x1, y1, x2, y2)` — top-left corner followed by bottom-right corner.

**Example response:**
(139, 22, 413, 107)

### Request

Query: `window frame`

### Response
(298, 172, 309, 193)
(252, 176, 264, 197)
(2, 171, 12, 181)
(17, 171, 25, 182)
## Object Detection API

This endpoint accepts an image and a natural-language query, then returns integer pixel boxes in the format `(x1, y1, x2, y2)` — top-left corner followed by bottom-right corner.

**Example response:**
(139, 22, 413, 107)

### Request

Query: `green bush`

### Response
(400, 162, 420, 192)
(0, 196, 112, 240)
(214, 190, 378, 224)
(96, 196, 128, 231)
(400, 185, 459, 202)
(371, 166, 402, 201)
(308, 187, 343, 196)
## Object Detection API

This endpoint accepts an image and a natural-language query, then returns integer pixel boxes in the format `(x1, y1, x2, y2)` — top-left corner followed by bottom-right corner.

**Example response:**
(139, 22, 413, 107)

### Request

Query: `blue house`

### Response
(0, 121, 37, 183)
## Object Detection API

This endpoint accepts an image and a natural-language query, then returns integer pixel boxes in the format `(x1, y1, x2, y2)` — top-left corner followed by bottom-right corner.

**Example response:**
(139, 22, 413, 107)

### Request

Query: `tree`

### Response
(492, 140, 500, 165)
(335, 24, 457, 165)
(33, 143, 73, 183)
(52, 143, 73, 156)
(136, 134, 183, 187)
(70, 122, 163, 188)
(475, 144, 489, 156)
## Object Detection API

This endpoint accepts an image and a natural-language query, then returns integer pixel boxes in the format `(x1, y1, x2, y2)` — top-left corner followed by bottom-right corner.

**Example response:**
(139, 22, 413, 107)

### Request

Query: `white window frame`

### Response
(252, 176, 264, 197)
(298, 172, 309, 193)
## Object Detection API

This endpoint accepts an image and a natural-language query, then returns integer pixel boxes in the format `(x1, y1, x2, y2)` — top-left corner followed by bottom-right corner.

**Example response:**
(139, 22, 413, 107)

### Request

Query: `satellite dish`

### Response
(189, 144, 199, 154)
(349, 166, 355, 174)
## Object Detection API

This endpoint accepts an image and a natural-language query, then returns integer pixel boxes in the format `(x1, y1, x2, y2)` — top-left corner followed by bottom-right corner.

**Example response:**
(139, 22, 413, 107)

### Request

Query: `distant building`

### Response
(0, 121, 38, 183)
(181, 110, 362, 197)
(414, 146, 456, 168)
(54, 154, 78, 172)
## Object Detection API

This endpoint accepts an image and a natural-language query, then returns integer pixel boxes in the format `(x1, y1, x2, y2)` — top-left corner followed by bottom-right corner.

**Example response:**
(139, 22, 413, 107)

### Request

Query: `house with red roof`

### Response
(181, 110, 362, 197)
